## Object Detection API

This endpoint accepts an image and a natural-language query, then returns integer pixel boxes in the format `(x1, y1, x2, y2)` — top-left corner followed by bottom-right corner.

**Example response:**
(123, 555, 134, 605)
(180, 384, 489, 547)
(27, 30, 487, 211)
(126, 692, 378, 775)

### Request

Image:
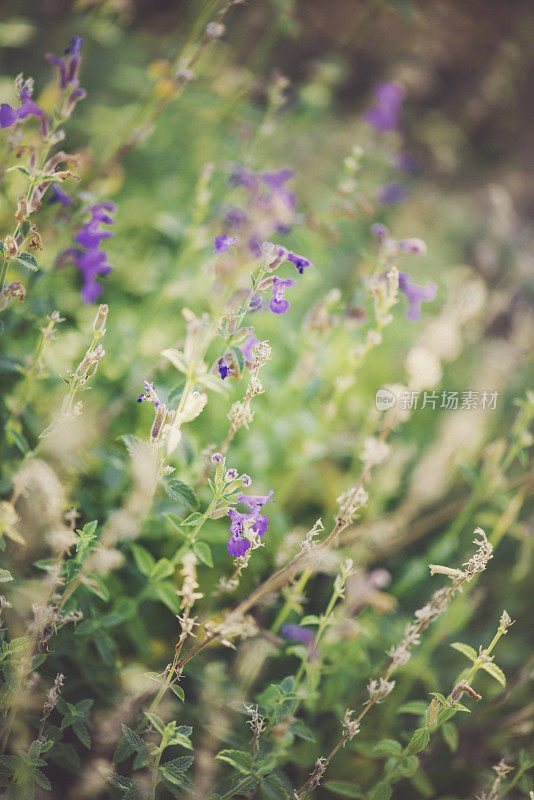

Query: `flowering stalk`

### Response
(295, 528, 494, 798)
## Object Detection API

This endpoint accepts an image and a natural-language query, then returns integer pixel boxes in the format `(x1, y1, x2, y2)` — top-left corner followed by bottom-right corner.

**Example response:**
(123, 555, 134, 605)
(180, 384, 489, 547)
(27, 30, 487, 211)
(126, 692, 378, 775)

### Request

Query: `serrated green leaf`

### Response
(15, 251, 38, 271)
(121, 724, 145, 753)
(370, 781, 392, 800)
(450, 642, 477, 662)
(163, 479, 199, 510)
(408, 727, 430, 754)
(216, 749, 255, 774)
(373, 739, 402, 756)
(480, 661, 506, 686)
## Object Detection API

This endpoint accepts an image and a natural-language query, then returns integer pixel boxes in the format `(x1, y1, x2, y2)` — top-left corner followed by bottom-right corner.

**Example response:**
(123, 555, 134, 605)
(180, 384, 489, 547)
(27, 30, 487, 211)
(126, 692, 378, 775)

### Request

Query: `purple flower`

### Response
(377, 182, 408, 206)
(261, 168, 294, 190)
(137, 380, 160, 406)
(229, 167, 260, 192)
(62, 201, 115, 303)
(46, 37, 84, 91)
(371, 223, 388, 239)
(0, 87, 46, 132)
(287, 251, 311, 275)
(394, 151, 418, 173)
(269, 277, 296, 315)
(48, 185, 73, 207)
(398, 271, 437, 321)
(280, 624, 315, 646)
(240, 333, 259, 364)
(218, 358, 231, 379)
(214, 234, 237, 253)
(225, 208, 246, 229)
(226, 490, 274, 558)
(364, 82, 404, 132)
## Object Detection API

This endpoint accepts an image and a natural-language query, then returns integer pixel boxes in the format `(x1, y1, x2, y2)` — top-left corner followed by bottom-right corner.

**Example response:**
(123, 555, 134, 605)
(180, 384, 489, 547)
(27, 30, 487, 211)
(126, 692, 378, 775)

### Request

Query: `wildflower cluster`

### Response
(0, 37, 85, 311)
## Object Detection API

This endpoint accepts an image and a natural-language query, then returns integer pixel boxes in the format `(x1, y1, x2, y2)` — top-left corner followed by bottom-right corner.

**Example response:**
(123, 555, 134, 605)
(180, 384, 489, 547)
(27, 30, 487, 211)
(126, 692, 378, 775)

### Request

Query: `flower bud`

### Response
(426, 697, 440, 726)
(93, 303, 108, 335)
(3, 235, 18, 259)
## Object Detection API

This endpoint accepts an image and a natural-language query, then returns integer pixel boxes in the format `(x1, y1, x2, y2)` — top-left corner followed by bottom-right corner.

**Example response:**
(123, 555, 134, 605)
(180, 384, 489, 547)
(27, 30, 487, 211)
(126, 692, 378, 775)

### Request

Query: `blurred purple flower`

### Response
(280, 624, 315, 646)
(214, 234, 237, 253)
(394, 151, 418, 173)
(364, 82, 405, 132)
(48, 185, 73, 207)
(225, 208, 246, 229)
(398, 271, 437, 321)
(240, 333, 259, 364)
(269, 276, 296, 315)
(378, 182, 408, 206)
(46, 36, 84, 91)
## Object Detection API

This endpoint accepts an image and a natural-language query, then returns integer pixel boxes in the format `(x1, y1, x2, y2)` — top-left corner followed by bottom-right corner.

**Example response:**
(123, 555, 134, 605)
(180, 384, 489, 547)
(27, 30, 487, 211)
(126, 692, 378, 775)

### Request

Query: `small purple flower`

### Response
(48, 185, 73, 207)
(226, 490, 274, 558)
(240, 333, 259, 364)
(218, 358, 231, 379)
(364, 82, 405, 133)
(287, 251, 311, 275)
(137, 380, 160, 406)
(377, 182, 408, 206)
(398, 271, 437, 321)
(62, 201, 115, 303)
(214, 234, 237, 253)
(46, 37, 84, 91)
(371, 223, 388, 239)
(0, 87, 46, 132)
(280, 624, 315, 646)
(269, 276, 296, 315)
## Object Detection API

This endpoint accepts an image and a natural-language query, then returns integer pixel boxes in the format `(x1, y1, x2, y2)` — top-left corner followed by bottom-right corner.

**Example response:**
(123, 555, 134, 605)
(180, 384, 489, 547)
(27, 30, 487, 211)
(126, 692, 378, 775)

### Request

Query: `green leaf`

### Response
(324, 781, 364, 798)
(441, 722, 458, 752)
(480, 661, 506, 687)
(72, 720, 91, 749)
(15, 251, 38, 271)
(289, 719, 315, 742)
(373, 739, 402, 756)
(260, 774, 289, 799)
(409, 767, 434, 797)
(397, 701, 427, 716)
(0, 569, 13, 583)
(193, 541, 213, 567)
(450, 642, 477, 662)
(153, 581, 181, 613)
(408, 728, 430, 754)
(169, 684, 185, 701)
(32, 769, 51, 790)
(370, 781, 392, 800)
(231, 346, 246, 375)
(163, 479, 199, 510)
(150, 558, 175, 582)
(121, 724, 145, 753)
(7, 426, 29, 454)
(216, 749, 255, 774)
(159, 756, 194, 785)
(299, 615, 321, 625)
